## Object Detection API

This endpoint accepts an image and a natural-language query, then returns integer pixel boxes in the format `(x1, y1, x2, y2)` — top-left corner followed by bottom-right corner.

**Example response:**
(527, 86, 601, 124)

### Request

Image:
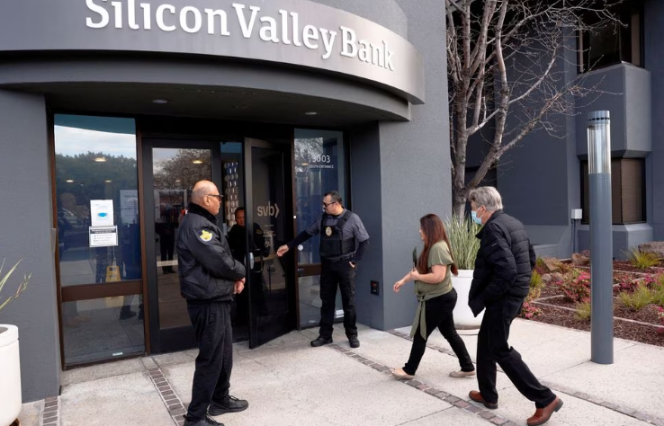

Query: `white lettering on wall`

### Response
(302, 25, 318, 49)
(86, 0, 109, 28)
(259, 16, 279, 43)
(233, 4, 260, 38)
(111, 1, 123, 29)
(180, 6, 202, 33)
(156, 4, 176, 32)
(340, 26, 357, 58)
(140, 3, 151, 29)
(127, 0, 139, 30)
(205, 9, 230, 36)
(83, 0, 396, 72)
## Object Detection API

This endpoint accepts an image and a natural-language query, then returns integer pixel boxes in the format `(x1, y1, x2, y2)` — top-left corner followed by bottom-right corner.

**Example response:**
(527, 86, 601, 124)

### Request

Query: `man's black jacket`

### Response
(177, 203, 246, 302)
(468, 210, 536, 316)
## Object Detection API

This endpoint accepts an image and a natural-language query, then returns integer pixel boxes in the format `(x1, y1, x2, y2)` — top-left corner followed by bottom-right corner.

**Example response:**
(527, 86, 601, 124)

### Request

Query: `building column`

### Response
(0, 90, 60, 401)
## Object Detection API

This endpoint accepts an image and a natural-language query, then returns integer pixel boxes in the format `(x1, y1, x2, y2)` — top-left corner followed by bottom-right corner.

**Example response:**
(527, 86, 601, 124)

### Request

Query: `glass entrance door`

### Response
(142, 140, 222, 353)
(243, 138, 296, 348)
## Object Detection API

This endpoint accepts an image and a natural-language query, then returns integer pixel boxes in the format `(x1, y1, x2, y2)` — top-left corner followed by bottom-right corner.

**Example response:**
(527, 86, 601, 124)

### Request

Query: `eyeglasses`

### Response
(207, 194, 223, 200)
(322, 201, 337, 208)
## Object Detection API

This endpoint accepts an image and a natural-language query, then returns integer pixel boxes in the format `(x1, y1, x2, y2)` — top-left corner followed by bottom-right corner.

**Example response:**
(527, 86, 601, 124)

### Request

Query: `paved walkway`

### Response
(18, 319, 664, 426)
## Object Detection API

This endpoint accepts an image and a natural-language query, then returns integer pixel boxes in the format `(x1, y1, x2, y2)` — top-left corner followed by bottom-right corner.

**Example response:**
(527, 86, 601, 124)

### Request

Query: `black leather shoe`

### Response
(348, 336, 360, 348)
(310, 336, 333, 347)
(184, 416, 224, 426)
(208, 395, 249, 416)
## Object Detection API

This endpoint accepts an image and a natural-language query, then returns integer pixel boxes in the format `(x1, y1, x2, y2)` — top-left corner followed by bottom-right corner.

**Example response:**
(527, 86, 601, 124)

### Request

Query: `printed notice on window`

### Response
(89, 226, 118, 247)
(91, 199, 114, 227)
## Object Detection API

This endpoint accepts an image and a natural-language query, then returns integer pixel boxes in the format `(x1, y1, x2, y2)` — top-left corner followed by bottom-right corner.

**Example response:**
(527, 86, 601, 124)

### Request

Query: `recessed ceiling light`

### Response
(153, 99, 169, 104)
(304, 111, 318, 116)
(105, 180, 112, 183)
(94, 157, 106, 162)
(192, 160, 203, 164)
(66, 179, 74, 183)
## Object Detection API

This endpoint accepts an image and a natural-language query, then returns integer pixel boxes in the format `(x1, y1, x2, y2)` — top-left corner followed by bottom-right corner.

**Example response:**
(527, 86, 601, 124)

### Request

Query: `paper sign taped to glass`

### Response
(89, 226, 118, 247)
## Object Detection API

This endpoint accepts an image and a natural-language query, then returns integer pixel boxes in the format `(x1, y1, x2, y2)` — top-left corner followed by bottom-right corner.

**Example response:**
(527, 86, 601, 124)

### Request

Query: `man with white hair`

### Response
(467, 186, 562, 426)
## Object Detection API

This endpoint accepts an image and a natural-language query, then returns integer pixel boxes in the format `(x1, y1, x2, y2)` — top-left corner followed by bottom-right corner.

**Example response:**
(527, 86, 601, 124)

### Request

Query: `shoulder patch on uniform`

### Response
(199, 230, 213, 242)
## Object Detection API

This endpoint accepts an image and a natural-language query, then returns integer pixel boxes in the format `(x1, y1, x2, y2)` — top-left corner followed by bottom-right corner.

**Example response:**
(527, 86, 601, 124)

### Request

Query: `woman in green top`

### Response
(390, 214, 475, 380)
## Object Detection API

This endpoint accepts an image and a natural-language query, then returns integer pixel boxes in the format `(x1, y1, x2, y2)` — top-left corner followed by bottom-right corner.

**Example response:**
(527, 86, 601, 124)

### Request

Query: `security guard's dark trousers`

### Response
(477, 296, 556, 408)
(319, 258, 357, 339)
(186, 301, 233, 422)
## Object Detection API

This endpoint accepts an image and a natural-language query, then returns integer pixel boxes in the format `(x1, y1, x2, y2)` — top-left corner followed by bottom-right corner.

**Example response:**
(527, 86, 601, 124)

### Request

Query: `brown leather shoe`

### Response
(469, 390, 498, 409)
(527, 396, 563, 426)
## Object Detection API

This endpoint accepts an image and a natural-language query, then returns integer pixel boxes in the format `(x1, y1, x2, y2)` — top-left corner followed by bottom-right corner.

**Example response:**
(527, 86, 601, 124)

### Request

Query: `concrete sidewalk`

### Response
(17, 319, 664, 426)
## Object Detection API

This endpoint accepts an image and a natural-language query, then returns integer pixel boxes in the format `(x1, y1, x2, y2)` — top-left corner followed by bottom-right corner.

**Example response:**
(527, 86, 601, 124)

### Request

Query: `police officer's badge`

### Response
(199, 230, 213, 242)
(325, 226, 333, 236)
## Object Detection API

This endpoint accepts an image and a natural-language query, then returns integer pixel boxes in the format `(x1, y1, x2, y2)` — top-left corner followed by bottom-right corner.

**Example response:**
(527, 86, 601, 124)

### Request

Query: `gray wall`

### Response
(645, 0, 664, 240)
(378, 0, 449, 330)
(318, 0, 449, 331)
(349, 123, 385, 329)
(0, 90, 61, 402)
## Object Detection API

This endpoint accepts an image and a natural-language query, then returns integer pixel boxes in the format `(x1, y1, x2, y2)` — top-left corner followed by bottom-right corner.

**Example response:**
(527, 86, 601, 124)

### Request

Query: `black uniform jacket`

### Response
(177, 202, 246, 302)
(468, 210, 536, 316)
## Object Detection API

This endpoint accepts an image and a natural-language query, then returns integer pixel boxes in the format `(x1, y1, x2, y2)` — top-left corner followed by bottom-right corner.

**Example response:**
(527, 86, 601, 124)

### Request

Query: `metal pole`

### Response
(587, 110, 613, 365)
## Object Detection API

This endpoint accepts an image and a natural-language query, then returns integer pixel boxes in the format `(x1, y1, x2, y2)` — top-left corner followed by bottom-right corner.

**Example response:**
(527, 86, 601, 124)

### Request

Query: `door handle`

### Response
(249, 252, 255, 269)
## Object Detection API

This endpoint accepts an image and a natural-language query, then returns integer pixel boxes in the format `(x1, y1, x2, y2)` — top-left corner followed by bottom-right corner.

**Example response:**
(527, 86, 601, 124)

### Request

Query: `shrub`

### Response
(651, 281, 664, 307)
(520, 301, 542, 319)
(534, 257, 549, 276)
(560, 270, 591, 303)
(0, 258, 31, 313)
(618, 284, 654, 312)
(444, 216, 481, 270)
(519, 271, 544, 319)
(574, 302, 591, 321)
(625, 247, 661, 270)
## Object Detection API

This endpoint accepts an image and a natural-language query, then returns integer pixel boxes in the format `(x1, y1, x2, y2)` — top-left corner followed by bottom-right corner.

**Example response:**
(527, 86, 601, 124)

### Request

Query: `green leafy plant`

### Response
(574, 302, 591, 321)
(444, 216, 481, 270)
(625, 247, 662, 270)
(618, 284, 654, 312)
(0, 258, 31, 313)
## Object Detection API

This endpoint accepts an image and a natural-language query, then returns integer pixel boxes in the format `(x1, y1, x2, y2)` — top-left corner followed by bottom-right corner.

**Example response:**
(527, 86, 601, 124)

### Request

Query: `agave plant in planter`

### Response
(0, 258, 30, 426)
(444, 216, 483, 330)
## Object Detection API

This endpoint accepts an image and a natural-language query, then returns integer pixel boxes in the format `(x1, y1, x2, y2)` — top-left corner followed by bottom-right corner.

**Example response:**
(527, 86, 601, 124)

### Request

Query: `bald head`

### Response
(191, 180, 222, 215)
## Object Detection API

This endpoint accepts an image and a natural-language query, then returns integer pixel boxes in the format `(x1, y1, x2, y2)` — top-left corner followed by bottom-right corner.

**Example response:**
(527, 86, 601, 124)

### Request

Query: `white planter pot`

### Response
(0, 325, 21, 426)
(452, 270, 484, 330)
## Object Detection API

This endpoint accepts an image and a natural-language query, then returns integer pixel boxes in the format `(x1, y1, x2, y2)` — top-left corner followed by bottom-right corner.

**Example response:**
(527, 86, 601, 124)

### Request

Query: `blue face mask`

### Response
(471, 209, 483, 225)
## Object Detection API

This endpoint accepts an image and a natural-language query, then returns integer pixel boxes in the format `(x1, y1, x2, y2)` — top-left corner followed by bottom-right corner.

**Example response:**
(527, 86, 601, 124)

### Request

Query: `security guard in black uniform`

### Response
(277, 190, 369, 348)
(177, 180, 248, 426)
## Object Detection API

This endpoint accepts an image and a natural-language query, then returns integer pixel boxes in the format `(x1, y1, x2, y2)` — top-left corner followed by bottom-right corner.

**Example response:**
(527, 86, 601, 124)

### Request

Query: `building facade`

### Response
(467, 0, 659, 261)
(0, 0, 450, 402)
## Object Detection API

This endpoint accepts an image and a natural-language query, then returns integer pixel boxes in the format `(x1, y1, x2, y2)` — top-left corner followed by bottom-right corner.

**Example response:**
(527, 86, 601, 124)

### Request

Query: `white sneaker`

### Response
(449, 370, 476, 378)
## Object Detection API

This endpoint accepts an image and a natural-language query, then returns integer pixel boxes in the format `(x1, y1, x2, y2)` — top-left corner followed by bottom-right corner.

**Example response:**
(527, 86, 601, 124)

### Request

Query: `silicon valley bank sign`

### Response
(0, 0, 424, 102)
(86, 0, 395, 71)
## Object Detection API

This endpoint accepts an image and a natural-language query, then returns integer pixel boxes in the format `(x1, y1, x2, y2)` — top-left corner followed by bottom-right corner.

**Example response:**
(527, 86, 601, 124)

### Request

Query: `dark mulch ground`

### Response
(563, 260, 664, 275)
(530, 283, 664, 347)
(532, 304, 664, 347)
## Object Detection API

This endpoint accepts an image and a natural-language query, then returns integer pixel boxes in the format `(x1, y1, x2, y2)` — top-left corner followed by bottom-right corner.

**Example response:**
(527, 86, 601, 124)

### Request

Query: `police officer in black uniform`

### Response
(277, 190, 369, 348)
(177, 180, 248, 426)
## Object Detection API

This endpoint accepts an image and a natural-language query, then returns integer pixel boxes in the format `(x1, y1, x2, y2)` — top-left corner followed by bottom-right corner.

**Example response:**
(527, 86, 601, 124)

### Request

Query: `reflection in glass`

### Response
(152, 148, 212, 330)
(54, 115, 141, 287)
(294, 129, 345, 265)
(294, 129, 346, 328)
(62, 297, 145, 365)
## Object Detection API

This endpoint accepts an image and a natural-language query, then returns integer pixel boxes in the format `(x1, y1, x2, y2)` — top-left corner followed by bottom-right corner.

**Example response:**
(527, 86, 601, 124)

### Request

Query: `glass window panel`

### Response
(62, 297, 144, 365)
(294, 129, 345, 265)
(297, 275, 343, 329)
(151, 148, 212, 330)
(54, 115, 141, 287)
